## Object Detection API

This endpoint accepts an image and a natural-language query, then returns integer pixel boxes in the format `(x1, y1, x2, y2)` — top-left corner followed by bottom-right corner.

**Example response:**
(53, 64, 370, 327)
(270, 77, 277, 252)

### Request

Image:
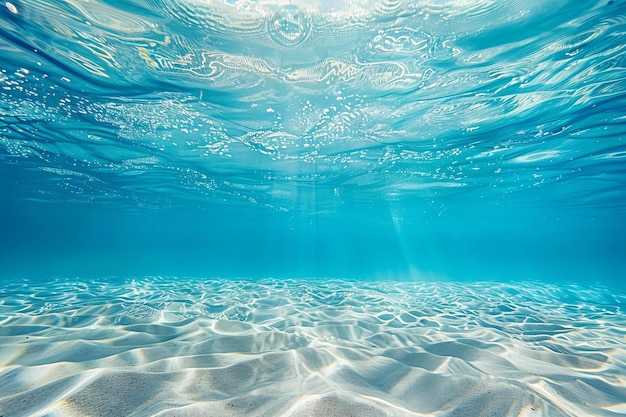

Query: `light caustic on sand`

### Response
(0, 278, 624, 416)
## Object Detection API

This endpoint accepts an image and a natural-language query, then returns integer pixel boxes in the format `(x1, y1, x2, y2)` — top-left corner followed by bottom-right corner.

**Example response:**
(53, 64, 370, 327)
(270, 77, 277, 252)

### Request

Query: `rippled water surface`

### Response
(1, 0, 626, 280)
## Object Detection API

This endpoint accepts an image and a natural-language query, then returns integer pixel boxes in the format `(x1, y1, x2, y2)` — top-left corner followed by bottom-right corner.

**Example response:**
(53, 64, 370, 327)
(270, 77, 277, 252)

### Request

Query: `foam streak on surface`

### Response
(0, 277, 624, 416)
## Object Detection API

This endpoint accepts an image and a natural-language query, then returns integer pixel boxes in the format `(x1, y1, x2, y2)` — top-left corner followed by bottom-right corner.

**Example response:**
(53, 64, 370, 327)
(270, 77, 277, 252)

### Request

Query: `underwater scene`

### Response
(1, 0, 625, 416)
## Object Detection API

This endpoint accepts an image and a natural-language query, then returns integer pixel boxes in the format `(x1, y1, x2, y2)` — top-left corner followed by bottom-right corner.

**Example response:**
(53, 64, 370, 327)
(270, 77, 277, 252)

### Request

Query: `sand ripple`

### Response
(0, 278, 624, 416)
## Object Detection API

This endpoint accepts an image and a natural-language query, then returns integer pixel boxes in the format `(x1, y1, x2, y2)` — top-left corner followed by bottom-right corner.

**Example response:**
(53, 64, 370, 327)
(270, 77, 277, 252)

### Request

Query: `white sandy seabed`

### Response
(0, 277, 624, 417)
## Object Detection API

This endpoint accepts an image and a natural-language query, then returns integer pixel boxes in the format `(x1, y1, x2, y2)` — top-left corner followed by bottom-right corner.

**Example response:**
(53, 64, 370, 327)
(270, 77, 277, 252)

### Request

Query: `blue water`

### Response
(1, 0, 626, 285)
(2, 3, 626, 415)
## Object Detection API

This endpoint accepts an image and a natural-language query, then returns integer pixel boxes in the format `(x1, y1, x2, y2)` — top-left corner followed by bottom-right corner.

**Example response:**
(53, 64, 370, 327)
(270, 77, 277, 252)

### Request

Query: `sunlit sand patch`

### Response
(0, 278, 624, 416)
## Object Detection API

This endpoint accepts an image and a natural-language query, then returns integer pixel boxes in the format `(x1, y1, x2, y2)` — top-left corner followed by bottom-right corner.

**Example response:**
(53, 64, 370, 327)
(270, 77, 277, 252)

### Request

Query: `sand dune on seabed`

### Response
(0, 278, 624, 417)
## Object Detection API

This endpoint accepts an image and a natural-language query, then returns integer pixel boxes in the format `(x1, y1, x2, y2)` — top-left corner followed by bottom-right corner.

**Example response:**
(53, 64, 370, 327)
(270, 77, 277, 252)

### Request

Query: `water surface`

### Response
(2, 0, 625, 282)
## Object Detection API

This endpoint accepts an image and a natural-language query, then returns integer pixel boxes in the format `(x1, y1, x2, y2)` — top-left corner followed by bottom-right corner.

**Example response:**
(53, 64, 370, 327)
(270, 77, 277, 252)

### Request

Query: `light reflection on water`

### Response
(0, 0, 625, 282)
(1, 0, 624, 213)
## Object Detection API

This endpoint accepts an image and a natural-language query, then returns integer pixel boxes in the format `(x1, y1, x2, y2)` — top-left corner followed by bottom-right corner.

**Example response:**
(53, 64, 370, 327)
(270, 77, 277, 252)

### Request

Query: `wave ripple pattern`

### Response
(0, 0, 625, 213)
(0, 278, 624, 417)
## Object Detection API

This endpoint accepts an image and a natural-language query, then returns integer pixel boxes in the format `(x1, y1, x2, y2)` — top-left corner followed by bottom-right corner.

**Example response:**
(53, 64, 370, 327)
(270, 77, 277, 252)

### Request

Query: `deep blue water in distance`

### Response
(1, 0, 626, 285)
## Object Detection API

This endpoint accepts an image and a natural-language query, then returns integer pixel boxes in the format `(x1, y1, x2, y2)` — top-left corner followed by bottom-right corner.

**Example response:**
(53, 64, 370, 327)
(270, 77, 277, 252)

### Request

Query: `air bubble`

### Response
(267, 5, 311, 48)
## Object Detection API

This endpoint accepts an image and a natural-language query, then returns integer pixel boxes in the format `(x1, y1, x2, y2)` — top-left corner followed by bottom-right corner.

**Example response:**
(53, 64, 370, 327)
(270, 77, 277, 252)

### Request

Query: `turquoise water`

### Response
(1, 2, 626, 415)
(1, 0, 625, 284)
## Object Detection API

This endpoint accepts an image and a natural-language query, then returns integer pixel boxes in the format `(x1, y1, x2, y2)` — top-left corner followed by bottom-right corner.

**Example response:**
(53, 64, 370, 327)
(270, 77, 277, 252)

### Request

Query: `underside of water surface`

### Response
(1, 0, 626, 283)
